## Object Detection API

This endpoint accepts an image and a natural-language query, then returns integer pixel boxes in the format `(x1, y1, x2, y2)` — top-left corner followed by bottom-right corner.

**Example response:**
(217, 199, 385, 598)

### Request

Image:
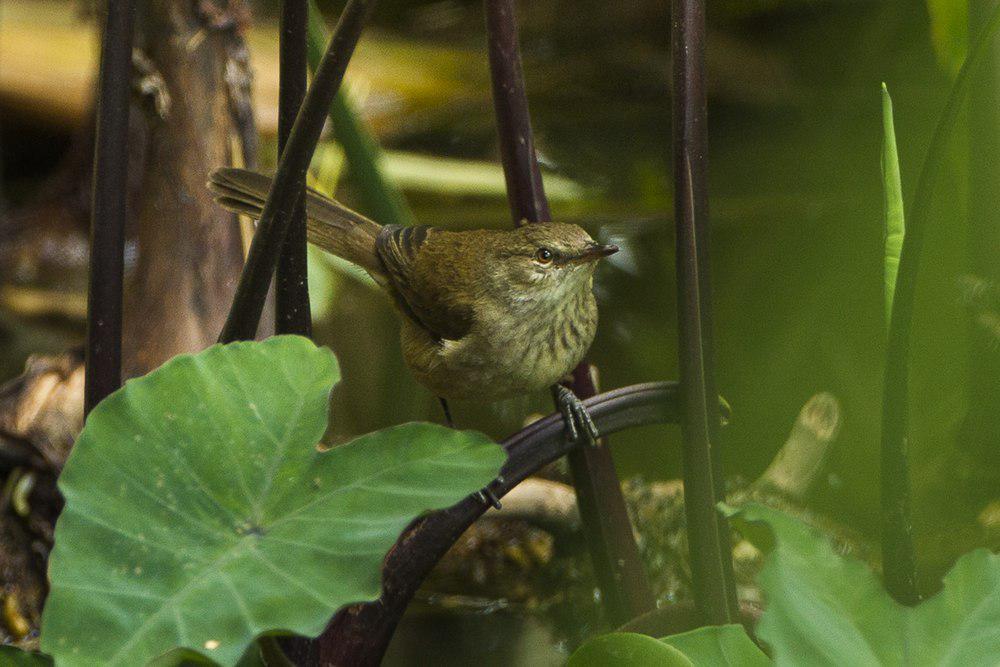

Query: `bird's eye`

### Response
(535, 247, 554, 264)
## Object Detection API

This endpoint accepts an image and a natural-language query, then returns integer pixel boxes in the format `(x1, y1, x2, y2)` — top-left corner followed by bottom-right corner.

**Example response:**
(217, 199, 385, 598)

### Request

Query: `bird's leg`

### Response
(552, 384, 600, 447)
(439, 397, 455, 428)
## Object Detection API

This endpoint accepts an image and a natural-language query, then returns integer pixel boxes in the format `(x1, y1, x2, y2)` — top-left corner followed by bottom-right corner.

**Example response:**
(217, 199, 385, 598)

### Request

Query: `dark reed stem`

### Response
(320, 381, 683, 665)
(85, 0, 136, 415)
(671, 0, 737, 623)
(483, 0, 655, 625)
(881, 0, 1000, 606)
(218, 0, 376, 343)
(275, 0, 312, 337)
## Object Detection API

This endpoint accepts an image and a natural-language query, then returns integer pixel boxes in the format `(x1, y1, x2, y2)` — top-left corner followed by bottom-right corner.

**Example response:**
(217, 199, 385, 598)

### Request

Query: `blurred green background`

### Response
(1, 0, 996, 604)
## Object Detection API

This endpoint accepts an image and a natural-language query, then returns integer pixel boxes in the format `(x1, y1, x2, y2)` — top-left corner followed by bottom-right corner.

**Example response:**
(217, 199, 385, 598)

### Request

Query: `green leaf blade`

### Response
(881, 83, 905, 330)
(41, 336, 505, 666)
(568, 633, 694, 667)
(661, 624, 770, 666)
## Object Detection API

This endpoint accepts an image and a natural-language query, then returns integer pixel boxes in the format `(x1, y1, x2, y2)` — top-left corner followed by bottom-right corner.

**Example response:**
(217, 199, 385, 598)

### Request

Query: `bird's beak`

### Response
(569, 243, 619, 264)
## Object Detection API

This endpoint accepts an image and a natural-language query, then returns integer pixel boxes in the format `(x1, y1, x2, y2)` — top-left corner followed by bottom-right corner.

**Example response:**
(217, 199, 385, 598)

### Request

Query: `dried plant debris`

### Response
(0, 350, 84, 470)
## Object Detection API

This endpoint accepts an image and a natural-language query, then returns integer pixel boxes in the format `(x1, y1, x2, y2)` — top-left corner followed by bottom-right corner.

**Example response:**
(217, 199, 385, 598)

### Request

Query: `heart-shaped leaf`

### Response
(41, 336, 505, 666)
(727, 502, 1000, 666)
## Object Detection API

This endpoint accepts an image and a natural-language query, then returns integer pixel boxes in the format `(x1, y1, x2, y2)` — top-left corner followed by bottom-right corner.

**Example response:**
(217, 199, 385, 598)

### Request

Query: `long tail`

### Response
(208, 167, 384, 276)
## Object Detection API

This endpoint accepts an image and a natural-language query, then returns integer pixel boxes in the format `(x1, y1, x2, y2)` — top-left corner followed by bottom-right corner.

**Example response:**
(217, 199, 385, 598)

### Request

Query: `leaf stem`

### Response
(85, 0, 136, 414)
(274, 0, 313, 337)
(671, 0, 738, 623)
(219, 0, 376, 343)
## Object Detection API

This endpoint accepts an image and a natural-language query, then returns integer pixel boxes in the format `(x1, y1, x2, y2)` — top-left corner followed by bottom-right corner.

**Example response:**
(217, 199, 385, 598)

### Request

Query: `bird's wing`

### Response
(376, 225, 475, 342)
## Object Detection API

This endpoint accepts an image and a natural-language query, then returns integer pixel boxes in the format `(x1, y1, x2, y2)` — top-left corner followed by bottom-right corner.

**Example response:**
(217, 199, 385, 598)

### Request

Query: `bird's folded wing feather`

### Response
(376, 225, 475, 342)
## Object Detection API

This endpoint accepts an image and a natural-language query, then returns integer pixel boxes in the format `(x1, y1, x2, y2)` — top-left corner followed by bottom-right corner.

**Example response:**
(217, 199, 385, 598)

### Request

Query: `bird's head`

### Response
(489, 222, 618, 305)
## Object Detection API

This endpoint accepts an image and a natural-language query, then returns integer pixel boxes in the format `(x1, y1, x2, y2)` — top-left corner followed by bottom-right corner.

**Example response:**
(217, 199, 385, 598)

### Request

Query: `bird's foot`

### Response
(476, 479, 503, 510)
(553, 385, 600, 447)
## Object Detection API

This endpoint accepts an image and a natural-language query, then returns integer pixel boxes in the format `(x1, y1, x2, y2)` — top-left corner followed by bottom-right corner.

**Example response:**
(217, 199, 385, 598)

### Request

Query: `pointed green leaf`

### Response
(41, 336, 505, 666)
(880, 83, 905, 329)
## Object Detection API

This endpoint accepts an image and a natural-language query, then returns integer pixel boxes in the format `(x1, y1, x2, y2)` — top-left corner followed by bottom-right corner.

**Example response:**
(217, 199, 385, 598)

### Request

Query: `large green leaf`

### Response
(40, 336, 506, 666)
(567, 633, 693, 667)
(727, 503, 1000, 667)
(662, 625, 770, 666)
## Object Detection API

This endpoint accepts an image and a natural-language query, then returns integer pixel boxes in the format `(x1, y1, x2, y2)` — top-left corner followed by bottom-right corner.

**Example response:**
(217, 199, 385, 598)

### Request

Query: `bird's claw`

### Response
(476, 486, 502, 510)
(554, 385, 601, 447)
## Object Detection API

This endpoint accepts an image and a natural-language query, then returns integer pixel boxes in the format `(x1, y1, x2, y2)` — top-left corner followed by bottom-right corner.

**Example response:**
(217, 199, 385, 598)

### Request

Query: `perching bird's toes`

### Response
(476, 487, 502, 510)
(553, 384, 600, 447)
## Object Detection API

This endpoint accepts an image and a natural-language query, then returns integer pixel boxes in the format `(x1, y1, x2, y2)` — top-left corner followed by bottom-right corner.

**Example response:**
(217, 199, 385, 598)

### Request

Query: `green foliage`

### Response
(0, 646, 53, 666)
(568, 632, 693, 667)
(880, 83, 905, 328)
(727, 503, 1000, 666)
(661, 625, 770, 666)
(40, 336, 505, 666)
(568, 625, 769, 666)
(571, 504, 999, 666)
(926, 0, 968, 76)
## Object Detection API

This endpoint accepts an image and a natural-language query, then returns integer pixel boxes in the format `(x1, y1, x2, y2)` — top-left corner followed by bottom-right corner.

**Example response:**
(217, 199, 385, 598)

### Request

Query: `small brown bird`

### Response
(209, 168, 617, 443)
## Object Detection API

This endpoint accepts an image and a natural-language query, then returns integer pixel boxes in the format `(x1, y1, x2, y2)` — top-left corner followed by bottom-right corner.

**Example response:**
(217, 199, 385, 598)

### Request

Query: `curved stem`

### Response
(219, 0, 376, 343)
(318, 381, 680, 665)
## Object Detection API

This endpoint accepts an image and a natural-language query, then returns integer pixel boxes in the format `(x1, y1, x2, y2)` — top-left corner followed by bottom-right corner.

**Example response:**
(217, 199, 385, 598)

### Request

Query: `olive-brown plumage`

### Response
(209, 167, 617, 402)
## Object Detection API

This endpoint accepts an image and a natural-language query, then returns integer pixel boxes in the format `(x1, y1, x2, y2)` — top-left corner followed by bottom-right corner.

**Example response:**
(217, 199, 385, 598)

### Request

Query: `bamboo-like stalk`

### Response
(482, 0, 655, 626)
(84, 0, 136, 414)
(218, 0, 376, 343)
(671, 0, 737, 623)
(275, 0, 312, 337)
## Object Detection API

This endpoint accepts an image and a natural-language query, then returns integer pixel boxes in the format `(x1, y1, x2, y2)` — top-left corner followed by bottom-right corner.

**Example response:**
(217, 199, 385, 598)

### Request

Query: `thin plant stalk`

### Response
(671, 0, 737, 623)
(85, 0, 136, 414)
(275, 0, 312, 337)
(483, 0, 655, 625)
(219, 0, 376, 343)
(881, 0, 1000, 605)
(306, 0, 416, 229)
